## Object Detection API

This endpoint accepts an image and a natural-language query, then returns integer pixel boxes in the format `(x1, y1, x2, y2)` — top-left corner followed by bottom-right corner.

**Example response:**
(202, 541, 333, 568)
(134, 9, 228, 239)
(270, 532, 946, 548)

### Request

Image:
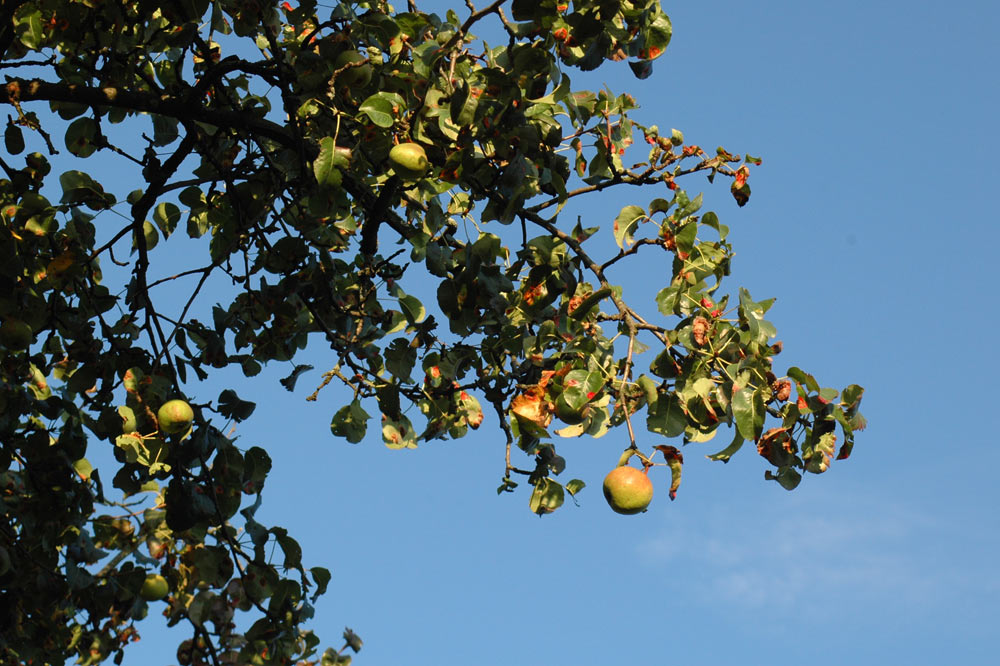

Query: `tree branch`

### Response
(1, 78, 295, 148)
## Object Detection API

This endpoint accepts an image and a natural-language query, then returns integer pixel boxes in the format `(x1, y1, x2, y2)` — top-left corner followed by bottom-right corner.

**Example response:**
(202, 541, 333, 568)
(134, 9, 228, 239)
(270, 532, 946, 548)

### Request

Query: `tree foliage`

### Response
(0, 0, 865, 664)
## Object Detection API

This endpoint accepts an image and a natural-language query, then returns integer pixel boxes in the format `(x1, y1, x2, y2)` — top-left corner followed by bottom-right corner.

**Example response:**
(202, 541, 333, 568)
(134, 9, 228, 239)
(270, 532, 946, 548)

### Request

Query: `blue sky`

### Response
(27, 1, 999, 664)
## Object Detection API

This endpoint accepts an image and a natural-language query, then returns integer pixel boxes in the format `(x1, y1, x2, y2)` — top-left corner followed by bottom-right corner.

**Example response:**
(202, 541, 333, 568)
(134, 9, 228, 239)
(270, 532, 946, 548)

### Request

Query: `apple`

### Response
(157, 399, 193, 435)
(602, 465, 653, 514)
(334, 49, 373, 88)
(388, 142, 429, 180)
(140, 573, 169, 601)
(0, 318, 34, 350)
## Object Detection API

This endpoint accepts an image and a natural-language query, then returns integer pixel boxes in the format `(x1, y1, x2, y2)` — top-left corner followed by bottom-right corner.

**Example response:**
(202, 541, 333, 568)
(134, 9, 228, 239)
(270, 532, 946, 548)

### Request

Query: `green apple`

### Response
(334, 49, 373, 88)
(0, 318, 34, 350)
(602, 465, 653, 515)
(389, 142, 429, 180)
(140, 573, 169, 601)
(157, 399, 193, 435)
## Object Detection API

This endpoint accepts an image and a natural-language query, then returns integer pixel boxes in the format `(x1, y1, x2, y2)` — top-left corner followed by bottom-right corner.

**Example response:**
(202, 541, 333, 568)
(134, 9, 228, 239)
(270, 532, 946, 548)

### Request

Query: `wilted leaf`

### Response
(654, 445, 683, 500)
(279, 364, 314, 392)
(529, 478, 565, 515)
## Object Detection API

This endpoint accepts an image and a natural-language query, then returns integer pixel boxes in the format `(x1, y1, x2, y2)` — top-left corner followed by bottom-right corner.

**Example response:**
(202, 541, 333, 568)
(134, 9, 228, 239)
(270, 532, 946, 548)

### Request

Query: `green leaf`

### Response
(151, 114, 179, 146)
(382, 413, 417, 449)
(331, 401, 370, 444)
(565, 479, 586, 496)
(700, 211, 728, 239)
(279, 364, 313, 392)
(65, 117, 99, 158)
(685, 426, 717, 443)
(310, 567, 332, 600)
(16, 10, 44, 50)
(842, 384, 865, 409)
(732, 387, 764, 441)
(314, 137, 344, 188)
(739, 288, 777, 345)
(674, 219, 698, 255)
(818, 387, 840, 403)
(529, 478, 565, 515)
(218, 389, 256, 422)
(691, 377, 715, 398)
(243, 446, 272, 488)
(343, 628, 363, 653)
(647, 393, 686, 438)
(568, 286, 612, 320)
(359, 93, 404, 128)
(640, 11, 672, 60)
(273, 529, 303, 571)
(72, 458, 93, 481)
(613, 204, 645, 249)
(558, 369, 604, 411)
(707, 431, 744, 463)
(187, 209, 210, 238)
(449, 81, 478, 126)
(398, 294, 425, 324)
(570, 218, 599, 243)
(385, 339, 416, 383)
(554, 422, 586, 438)
(153, 202, 181, 237)
(59, 170, 113, 208)
(375, 384, 401, 419)
(636, 374, 659, 407)
(5, 123, 24, 155)
(654, 284, 683, 317)
(787, 367, 820, 393)
(765, 467, 802, 491)
(457, 391, 484, 429)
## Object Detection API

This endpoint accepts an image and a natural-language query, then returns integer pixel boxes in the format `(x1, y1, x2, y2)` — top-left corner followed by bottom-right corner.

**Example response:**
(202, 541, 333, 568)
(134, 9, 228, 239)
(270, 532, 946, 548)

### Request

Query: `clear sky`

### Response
(33, 1, 1000, 664)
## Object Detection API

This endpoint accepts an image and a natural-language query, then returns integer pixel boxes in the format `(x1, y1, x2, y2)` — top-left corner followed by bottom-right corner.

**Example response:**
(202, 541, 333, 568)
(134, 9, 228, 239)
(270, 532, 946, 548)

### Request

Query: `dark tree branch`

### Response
(1, 78, 295, 148)
(361, 175, 401, 256)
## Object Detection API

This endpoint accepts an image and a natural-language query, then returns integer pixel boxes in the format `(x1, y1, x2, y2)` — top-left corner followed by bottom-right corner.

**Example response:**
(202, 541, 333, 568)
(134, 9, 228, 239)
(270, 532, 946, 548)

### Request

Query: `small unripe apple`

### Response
(389, 142, 429, 180)
(157, 399, 193, 435)
(0, 318, 34, 350)
(603, 465, 654, 515)
(334, 50, 373, 88)
(140, 573, 169, 601)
